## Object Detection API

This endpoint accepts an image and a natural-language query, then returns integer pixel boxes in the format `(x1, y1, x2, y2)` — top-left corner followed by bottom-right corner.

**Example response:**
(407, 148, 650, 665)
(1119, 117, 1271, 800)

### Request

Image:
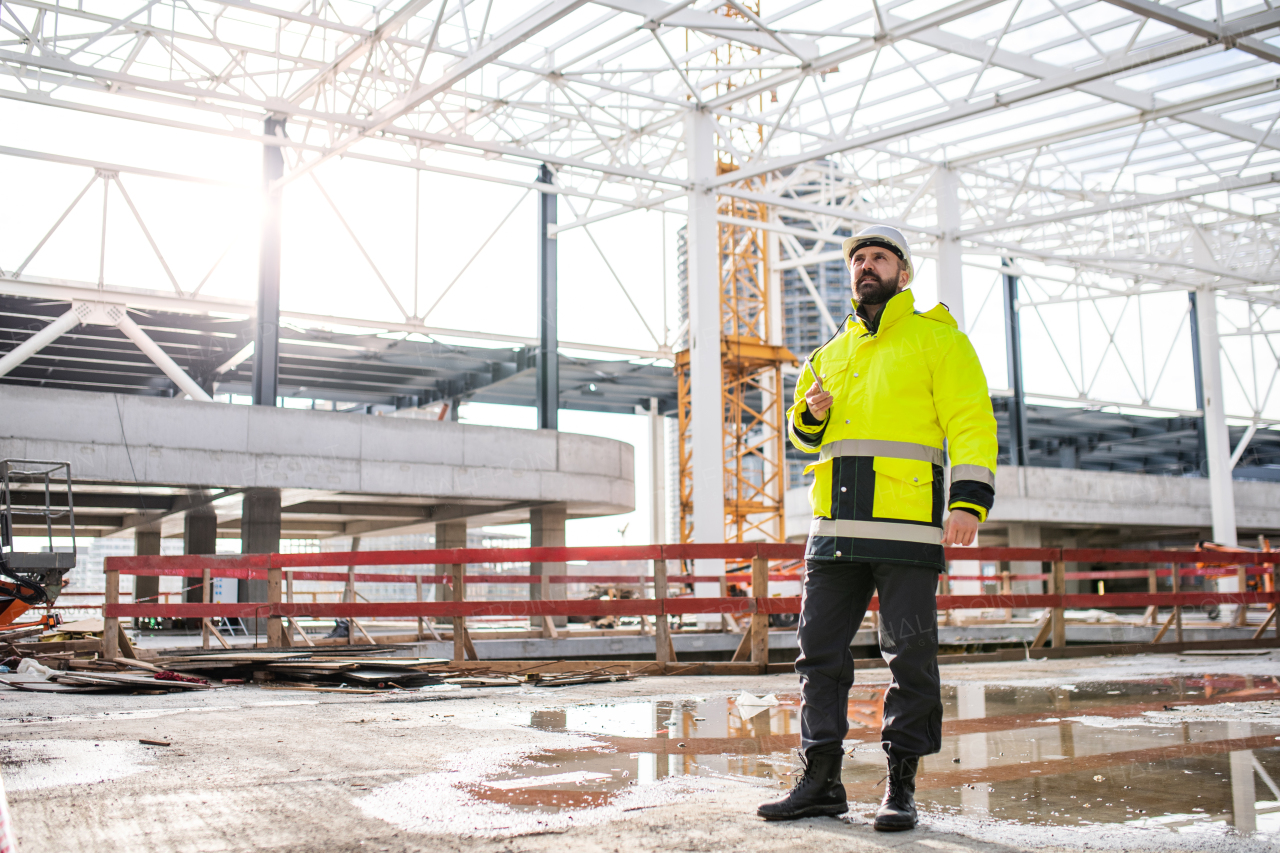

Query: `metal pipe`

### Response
(0, 307, 82, 377)
(114, 312, 214, 402)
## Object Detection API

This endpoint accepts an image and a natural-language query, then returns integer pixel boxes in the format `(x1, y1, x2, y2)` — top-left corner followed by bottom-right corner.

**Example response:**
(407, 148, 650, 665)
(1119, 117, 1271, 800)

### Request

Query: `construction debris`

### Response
(0, 641, 642, 695)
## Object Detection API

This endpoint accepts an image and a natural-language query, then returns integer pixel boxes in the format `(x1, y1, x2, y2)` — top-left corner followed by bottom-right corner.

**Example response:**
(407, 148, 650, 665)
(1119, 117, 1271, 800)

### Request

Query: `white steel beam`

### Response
(105, 306, 215, 403)
(962, 171, 1280, 236)
(936, 168, 965, 331)
(0, 306, 83, 377)
(1194, 285, 1238, 546)
(685, 108, 725, 604)
(279, 0, 593, 186)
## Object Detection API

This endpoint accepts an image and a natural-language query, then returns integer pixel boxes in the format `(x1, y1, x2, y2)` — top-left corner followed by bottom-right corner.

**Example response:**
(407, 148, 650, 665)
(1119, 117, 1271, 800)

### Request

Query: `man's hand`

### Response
(805, 380, 834, 421)
(942, 510, 979, 546)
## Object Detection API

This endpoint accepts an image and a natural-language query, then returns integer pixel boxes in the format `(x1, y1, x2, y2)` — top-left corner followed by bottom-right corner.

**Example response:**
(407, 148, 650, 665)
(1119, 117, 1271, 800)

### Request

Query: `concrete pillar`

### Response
(182, 500, 218, 629)
(530, 504, 567, 629)
(1229, 721, 1256, 833)
(1007, 523, 1043, 595)
(686, 109, 726, 611)
(133, 530, 161, 629)
(252, 115, 286, 407)
(435, 520, 467, 638)
(956, 684, 989, 814)
(936, 169, 965, 331)
(1193, 286, 1238, 547)
(536, 164, 558, 431)
(239, 487, 280, 637)
(183, 502, 217, 602)
(1002, 260, 1028, 466)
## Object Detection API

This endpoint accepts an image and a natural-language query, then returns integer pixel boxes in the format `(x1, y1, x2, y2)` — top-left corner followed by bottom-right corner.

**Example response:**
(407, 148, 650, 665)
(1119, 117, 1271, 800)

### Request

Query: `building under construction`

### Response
(1, 0, 1280, 849)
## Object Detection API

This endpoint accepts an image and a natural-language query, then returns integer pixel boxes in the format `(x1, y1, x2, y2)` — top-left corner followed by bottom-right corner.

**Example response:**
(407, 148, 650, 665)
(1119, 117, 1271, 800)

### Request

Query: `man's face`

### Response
(850, 245, 907, 306)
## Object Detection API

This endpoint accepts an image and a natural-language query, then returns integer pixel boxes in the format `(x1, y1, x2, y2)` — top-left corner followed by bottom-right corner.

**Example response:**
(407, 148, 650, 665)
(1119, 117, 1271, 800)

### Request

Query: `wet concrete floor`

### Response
(480, 674, 1280, 836)
(3, 653, 1280, 852)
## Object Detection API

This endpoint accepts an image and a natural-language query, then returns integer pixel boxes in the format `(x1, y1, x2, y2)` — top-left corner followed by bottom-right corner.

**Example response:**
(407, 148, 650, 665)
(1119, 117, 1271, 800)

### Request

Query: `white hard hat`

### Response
(843, 225, 914, 284)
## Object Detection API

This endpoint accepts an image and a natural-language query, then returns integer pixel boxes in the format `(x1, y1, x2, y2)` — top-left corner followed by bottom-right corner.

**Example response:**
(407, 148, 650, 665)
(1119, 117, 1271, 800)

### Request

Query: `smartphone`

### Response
(805, 359, 824, 393)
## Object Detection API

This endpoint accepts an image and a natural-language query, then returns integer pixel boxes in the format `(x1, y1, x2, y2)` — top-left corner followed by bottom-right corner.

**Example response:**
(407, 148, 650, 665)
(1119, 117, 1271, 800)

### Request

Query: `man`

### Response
(757, 225, 997, 830)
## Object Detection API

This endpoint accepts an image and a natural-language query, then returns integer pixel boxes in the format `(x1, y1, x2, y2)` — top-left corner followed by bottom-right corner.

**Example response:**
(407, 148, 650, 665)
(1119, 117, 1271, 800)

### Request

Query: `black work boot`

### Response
(874, 756, 919, 831)
(757, 752, 848, 820)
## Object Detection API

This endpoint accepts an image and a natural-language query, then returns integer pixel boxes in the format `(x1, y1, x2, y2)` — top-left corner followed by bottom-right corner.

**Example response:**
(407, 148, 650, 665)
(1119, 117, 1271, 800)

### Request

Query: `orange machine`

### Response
(0, 460, 75, 636)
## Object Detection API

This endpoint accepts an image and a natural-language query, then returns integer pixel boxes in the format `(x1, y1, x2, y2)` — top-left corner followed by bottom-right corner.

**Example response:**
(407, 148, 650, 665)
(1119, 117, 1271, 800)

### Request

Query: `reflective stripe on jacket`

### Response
(788, 288, 997, 570)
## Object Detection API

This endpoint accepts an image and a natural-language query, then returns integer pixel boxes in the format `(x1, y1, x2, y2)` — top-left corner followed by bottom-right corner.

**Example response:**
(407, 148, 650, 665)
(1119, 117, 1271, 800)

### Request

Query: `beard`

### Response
(855, 268, 899, 306)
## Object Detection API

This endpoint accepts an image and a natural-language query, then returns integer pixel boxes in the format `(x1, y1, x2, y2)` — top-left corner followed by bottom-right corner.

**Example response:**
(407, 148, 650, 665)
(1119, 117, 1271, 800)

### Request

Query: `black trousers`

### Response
(796, 559, 942, 761)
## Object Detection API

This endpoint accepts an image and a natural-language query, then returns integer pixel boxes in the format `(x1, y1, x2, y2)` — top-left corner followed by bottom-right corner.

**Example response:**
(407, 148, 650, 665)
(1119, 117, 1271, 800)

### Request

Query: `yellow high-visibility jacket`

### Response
(788, 288, 997, 569)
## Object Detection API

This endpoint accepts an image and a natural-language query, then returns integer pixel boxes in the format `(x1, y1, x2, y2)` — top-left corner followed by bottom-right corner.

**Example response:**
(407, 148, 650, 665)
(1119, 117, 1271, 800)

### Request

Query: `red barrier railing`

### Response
(99, 544, 1280, 662)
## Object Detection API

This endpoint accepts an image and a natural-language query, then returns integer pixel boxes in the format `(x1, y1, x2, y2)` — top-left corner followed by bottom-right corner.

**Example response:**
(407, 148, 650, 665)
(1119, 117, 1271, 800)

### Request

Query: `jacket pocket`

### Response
(804, 459, 832, 518)
(871, 457, 932, 523)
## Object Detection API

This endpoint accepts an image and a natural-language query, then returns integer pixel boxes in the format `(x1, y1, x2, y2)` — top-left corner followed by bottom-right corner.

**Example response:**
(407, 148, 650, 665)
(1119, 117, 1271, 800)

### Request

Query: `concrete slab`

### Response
(3, 653, 1279, 852)
(0, 385, 636, 535)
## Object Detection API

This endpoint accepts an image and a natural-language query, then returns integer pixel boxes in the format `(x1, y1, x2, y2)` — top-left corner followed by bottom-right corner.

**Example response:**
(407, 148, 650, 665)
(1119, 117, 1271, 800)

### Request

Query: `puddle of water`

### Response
(0, 739, 154, 791)
(479, 675, 1280, 840)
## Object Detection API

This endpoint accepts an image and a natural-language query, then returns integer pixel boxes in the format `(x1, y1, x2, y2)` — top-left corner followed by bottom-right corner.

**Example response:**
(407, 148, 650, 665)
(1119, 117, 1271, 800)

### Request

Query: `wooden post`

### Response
(416, 574, 424, 641)
(345, 536, 360, 646)
(266, 561, 283, 648)
(345, 563, 356, 646)
(452, 561, 467, 661)
(1173, 563, 1183, 643)
(103, 569, 120, 661)
(1234, 564, 1249, 627)
(202, 567, 212, 650)
(750, 556, 769, 671)
(654, 558, 674, 663)
(1142, 567, 1158, 625)
(720, 575, 730, 633)
(1273, 559, 1279, 642)
(1050, 560, 1066, 648)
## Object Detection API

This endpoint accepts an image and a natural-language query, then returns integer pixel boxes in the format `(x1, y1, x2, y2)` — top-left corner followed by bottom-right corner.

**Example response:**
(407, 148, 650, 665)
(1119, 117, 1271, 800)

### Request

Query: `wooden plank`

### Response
(1029, 612, 1053, 649)
(730, 623, 753, 662)
(1151, 608, 1178, 644)
(117, 625, 136, 660)
(288, 617, 315, 647)
(1253, 607, 1278, 640)
(203, 619, 232, 649)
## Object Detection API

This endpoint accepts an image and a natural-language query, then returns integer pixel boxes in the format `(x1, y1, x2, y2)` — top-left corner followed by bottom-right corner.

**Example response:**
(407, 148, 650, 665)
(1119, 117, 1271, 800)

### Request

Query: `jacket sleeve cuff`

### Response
(950, 503, 986, 522)
(948, 480, 993, 523)
(790, 406, 827, 448)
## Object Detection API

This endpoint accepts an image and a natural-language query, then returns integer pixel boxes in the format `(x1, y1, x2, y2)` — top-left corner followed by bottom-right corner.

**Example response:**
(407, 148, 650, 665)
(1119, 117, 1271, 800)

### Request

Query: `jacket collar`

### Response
(852, 288, 915, 335)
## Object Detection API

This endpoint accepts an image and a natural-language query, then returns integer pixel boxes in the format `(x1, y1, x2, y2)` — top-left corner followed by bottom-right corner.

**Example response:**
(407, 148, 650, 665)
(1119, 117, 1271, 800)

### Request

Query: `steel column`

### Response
(1193, 285, 1238, 546)
(1002, 260, 1028, 466)
(536, 164, 558, 431)
(252, 116, 286, 407)
(686, 109, 725, 604)
(936, 169, 965, 330)
(649, 397, 666, 546)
